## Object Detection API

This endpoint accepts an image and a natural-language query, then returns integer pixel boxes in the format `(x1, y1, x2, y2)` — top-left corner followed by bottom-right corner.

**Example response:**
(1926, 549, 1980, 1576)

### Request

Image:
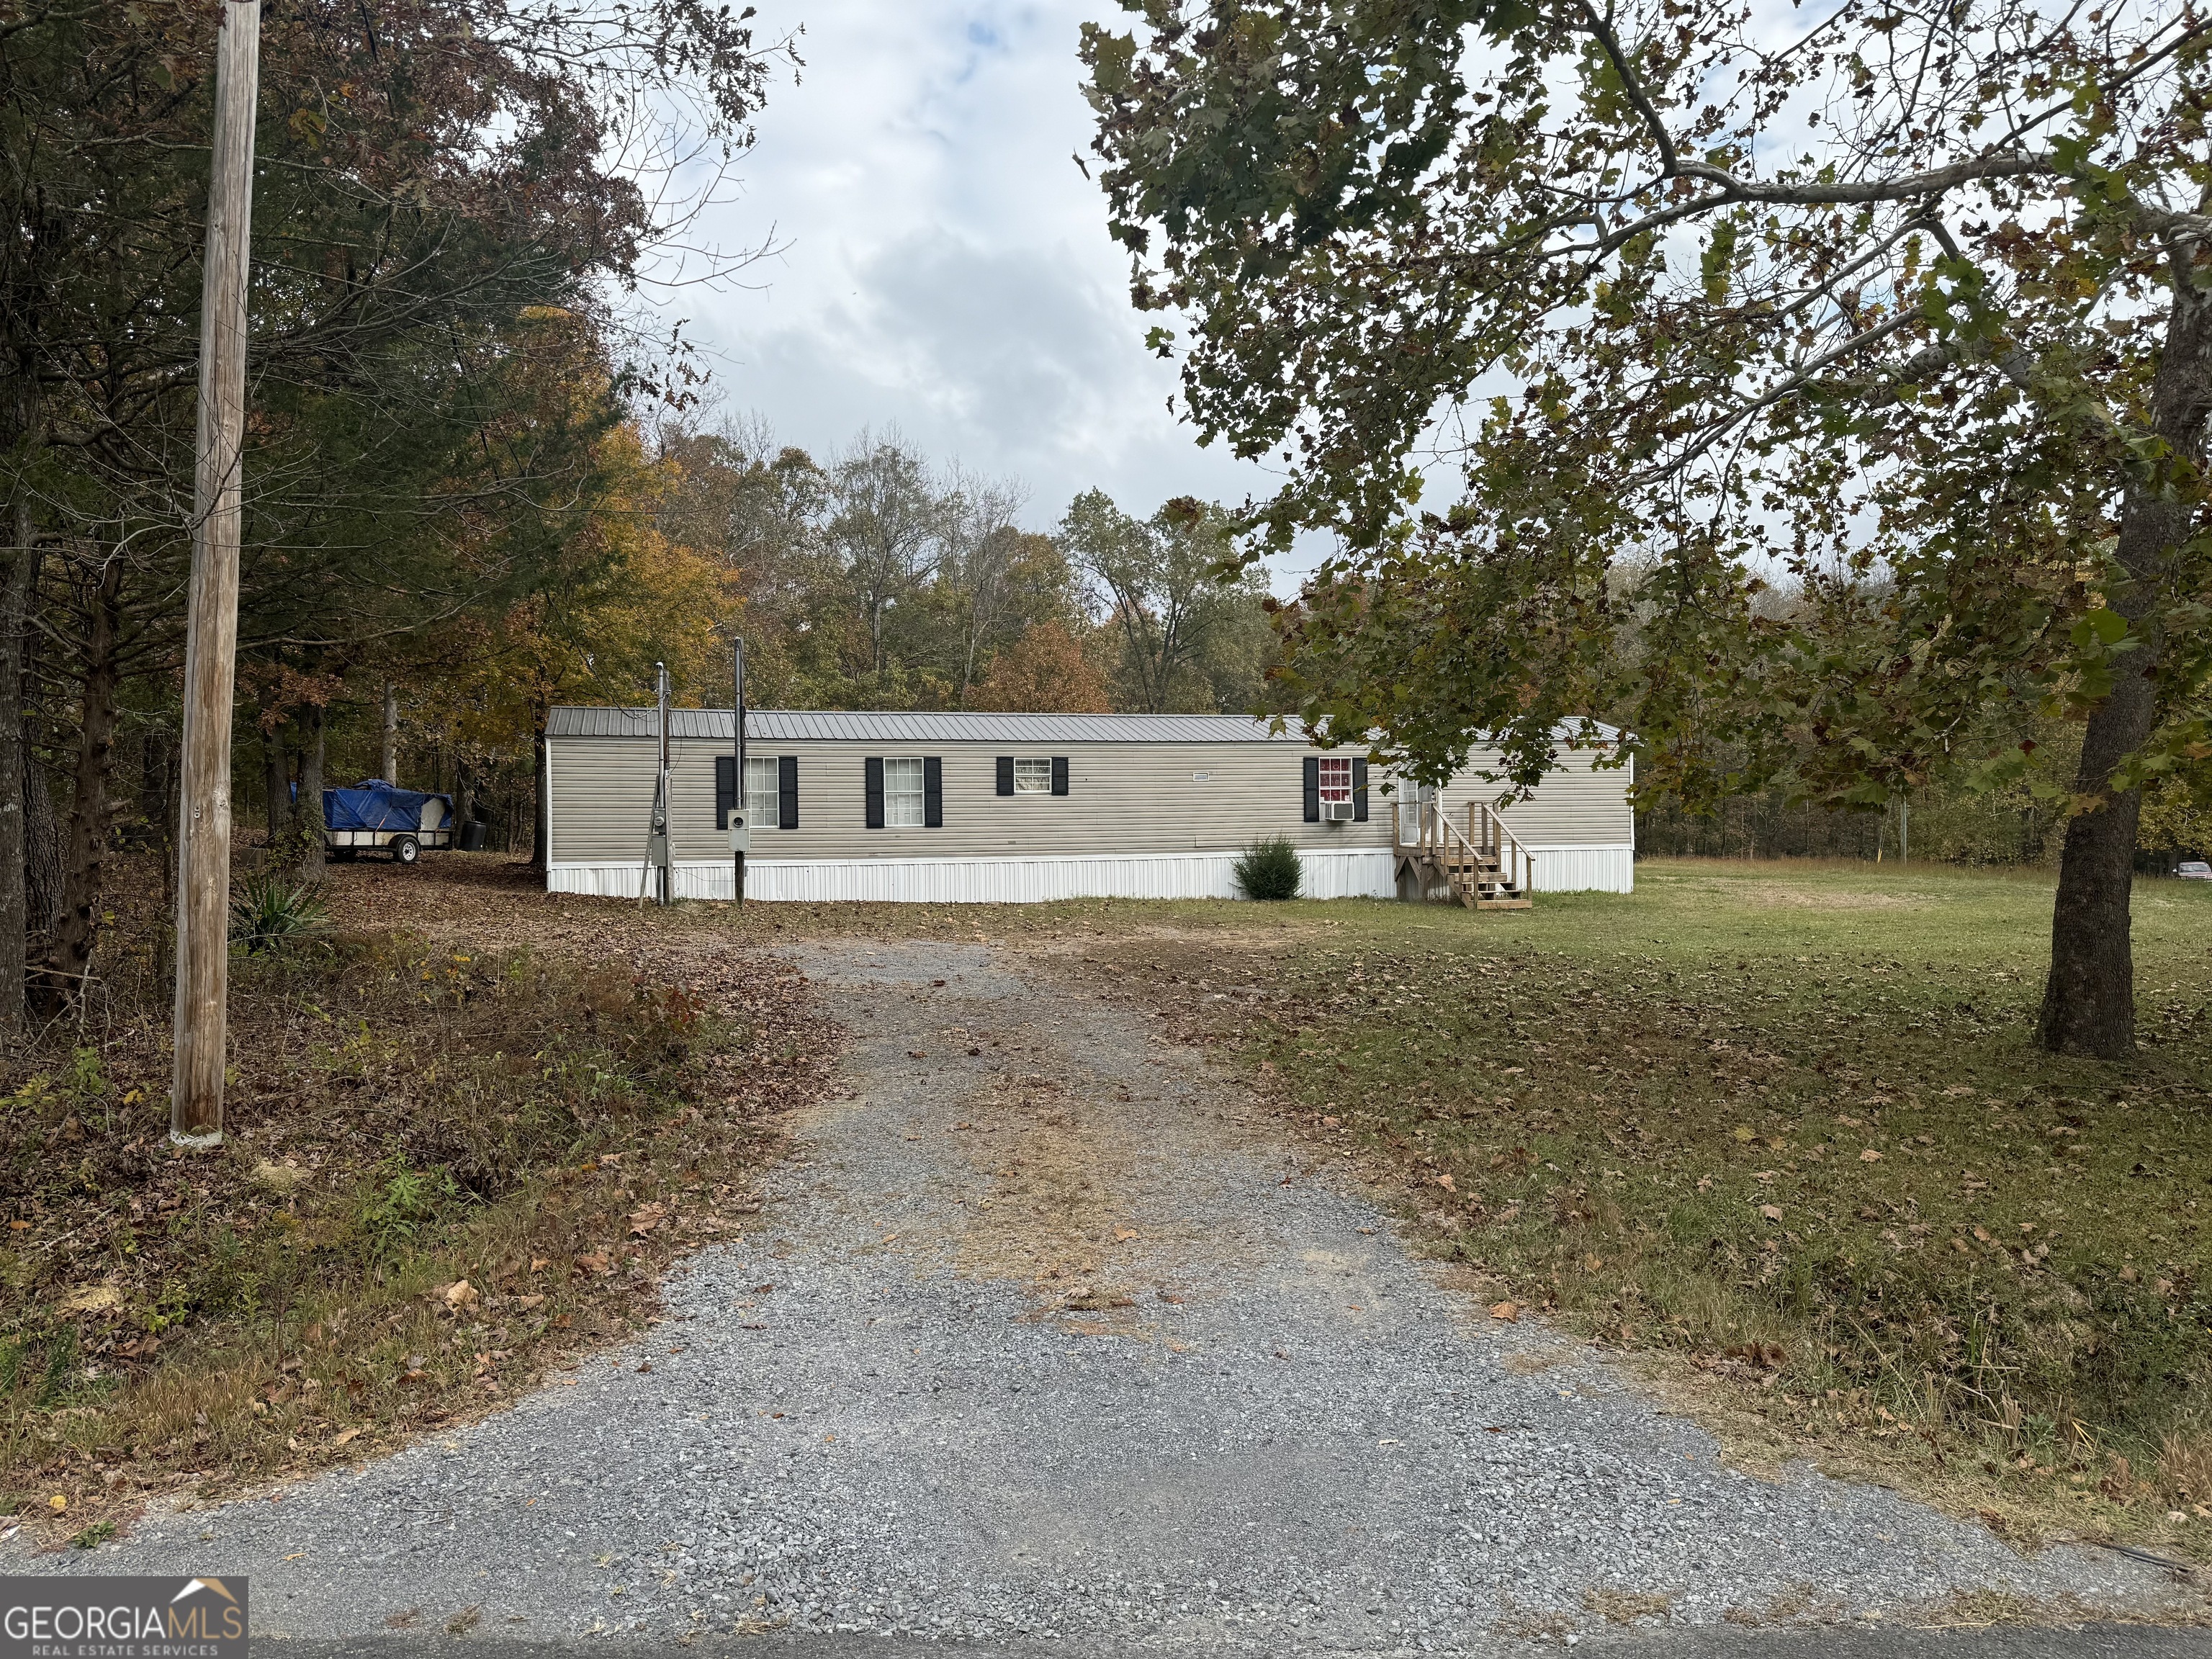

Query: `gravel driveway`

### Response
(12, 938, 2199, 1650)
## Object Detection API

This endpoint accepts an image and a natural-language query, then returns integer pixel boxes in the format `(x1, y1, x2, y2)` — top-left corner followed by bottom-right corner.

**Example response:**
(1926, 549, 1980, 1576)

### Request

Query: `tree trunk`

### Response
(530, 715, 548, 870)
(24, 745, 60, 936)
(40, 554, 123, 1010)
(381, 680, 397, 783)
(298, 703, 325, 880)
(263, 721, 291, 848)
(0, 502, 32, 1035)
(2038, 264, 2212, 1058)
(140, 722, 172, 849)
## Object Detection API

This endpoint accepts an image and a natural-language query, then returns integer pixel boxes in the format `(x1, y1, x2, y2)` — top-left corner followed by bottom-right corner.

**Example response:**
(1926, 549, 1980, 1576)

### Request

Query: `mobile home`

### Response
(541, 707, 1633, 904)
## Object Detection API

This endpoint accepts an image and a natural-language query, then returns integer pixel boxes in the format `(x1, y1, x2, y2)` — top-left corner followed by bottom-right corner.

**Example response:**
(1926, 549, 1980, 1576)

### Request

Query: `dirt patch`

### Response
(1676, 878, 1932, 910)
(1583, 1587, 1675, 1625)
(951, 1067, 1147, 1306)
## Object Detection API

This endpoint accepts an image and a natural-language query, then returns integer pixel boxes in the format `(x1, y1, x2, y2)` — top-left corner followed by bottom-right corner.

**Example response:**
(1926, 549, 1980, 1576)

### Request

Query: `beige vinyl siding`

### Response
(546, 733, 1631, 864)
(551, 737, 1381, 863)
(1437, 747, 1635, 848)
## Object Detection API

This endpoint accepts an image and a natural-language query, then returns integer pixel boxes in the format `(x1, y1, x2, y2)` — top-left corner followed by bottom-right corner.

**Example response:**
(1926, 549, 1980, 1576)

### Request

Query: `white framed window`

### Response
(1013, 757, 1053, 794)
(1318, 757, 1353, 806)
(743, 757, 778, 828)
(884, 756, 925, 827)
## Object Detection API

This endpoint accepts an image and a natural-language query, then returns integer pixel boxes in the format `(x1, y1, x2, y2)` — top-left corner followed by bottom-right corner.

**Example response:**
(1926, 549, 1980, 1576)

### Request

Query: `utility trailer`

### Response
(323, 779, 455, 865)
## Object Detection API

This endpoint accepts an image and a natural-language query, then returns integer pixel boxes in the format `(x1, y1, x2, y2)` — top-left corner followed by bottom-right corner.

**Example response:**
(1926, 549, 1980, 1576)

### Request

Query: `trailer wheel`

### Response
(392, 835, 421, 866)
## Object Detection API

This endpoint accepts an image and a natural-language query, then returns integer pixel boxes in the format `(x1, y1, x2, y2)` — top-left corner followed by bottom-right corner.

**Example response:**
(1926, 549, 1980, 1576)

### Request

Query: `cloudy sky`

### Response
(657, 1, 1302, 568)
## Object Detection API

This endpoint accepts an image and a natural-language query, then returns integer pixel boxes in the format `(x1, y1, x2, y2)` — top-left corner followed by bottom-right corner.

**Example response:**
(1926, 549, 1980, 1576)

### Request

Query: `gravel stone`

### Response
(8, 938, 2198, 1651)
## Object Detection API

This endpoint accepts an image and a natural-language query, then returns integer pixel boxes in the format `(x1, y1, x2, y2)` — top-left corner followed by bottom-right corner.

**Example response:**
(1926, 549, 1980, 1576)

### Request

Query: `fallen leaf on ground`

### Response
(1860, 1149, 1884, 1162)
(442, 1280, 479, 1310)
(1490, 1301, 1520, 1321)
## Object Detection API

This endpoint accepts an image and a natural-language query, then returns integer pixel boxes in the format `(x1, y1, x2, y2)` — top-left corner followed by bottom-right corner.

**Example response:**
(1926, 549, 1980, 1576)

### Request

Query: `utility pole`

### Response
(732, 637, 746, 909)
(171, 0, 261, 1148)
(641, 662, 673, 907)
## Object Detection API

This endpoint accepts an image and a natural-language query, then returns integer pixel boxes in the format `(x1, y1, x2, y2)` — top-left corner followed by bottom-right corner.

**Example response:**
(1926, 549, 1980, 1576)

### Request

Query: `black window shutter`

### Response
(777, 755, 799, 830)
(1051, 755, 1069, 796)
(714, 755, 737, 830)
(1352, 758, 1370, 822)
(864, 757, 884, 829)
(1303, 756, 1321, 822)
(923, 757, 943, 827)
(996, 756, 1015, 796)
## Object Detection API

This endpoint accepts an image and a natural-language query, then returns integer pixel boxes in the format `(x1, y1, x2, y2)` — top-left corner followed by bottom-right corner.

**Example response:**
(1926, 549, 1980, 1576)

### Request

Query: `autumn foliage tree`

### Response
(0, 0, 788, 1024)
(1083, 0, 2212, 1057)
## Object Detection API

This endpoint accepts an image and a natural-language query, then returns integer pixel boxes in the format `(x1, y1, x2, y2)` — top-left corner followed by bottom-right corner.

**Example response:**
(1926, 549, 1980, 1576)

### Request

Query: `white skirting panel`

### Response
(545, 848, 1400, 904)
(1526, 845, 1635, 894)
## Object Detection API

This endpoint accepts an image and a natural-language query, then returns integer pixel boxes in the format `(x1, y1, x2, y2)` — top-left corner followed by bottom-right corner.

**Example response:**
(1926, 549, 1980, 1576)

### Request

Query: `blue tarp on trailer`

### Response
(323, 779, 451, 832)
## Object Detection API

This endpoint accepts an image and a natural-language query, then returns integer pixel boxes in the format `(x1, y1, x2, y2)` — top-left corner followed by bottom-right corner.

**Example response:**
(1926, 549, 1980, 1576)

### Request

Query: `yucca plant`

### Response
(1232, 836, 1302, 902)
(228, 876, 328, 955)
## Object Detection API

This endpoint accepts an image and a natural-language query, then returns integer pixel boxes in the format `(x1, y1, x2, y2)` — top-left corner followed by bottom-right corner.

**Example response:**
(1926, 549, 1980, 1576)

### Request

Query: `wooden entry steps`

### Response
(1393, 799, 1536, 911)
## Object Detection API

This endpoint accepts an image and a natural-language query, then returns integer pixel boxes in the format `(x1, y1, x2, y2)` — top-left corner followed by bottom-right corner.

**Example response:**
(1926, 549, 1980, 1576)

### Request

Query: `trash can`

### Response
(460, 819, 488, 852)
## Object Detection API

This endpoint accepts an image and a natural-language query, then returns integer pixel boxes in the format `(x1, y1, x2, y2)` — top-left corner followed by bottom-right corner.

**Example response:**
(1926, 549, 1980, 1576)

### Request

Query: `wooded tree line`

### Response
(1, 0, 796, 1035)
(0, 0, 1276, 1033)
(649, 420, 1281, 721)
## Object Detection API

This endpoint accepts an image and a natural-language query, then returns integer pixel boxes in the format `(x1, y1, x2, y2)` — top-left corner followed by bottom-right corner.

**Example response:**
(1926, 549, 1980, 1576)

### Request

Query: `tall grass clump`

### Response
(229, 876, 328, 955)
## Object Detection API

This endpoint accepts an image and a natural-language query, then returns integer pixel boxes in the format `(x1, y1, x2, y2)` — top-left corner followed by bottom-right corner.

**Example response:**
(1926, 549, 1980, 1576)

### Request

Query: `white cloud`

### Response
(661, 0, 1312, 580)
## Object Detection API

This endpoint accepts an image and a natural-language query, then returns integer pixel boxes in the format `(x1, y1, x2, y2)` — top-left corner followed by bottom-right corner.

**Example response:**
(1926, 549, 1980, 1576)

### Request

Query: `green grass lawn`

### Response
(1042, 858, 2212, 1555)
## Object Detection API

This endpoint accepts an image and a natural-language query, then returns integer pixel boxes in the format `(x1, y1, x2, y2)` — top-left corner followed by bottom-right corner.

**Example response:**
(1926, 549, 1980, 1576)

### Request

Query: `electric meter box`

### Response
(728, 814, 750, 853)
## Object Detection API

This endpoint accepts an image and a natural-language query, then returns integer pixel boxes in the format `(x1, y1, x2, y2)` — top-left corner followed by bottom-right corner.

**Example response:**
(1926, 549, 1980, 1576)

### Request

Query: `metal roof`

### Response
(545, 706, 1624, 747)
(545, 707, 1313, 744)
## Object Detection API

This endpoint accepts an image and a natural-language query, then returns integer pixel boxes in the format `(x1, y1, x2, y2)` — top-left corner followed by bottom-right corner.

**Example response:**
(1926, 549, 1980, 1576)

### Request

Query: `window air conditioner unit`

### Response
(1321, 801, 1355, 822)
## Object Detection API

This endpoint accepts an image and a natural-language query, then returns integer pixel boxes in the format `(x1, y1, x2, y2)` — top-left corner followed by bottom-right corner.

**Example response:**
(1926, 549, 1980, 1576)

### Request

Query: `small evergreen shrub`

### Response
(1233, 837, 1302, 901)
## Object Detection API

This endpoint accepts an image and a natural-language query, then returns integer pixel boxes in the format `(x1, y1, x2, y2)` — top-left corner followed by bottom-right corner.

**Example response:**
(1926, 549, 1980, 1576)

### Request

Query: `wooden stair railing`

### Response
(1392, 798, 1534, 910)
(1470, 801, 1536, 908)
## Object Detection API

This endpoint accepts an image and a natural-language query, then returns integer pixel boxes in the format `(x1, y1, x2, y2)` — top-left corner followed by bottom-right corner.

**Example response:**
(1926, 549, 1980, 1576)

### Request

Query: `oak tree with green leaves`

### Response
(1082, 0, 2212, 1056)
